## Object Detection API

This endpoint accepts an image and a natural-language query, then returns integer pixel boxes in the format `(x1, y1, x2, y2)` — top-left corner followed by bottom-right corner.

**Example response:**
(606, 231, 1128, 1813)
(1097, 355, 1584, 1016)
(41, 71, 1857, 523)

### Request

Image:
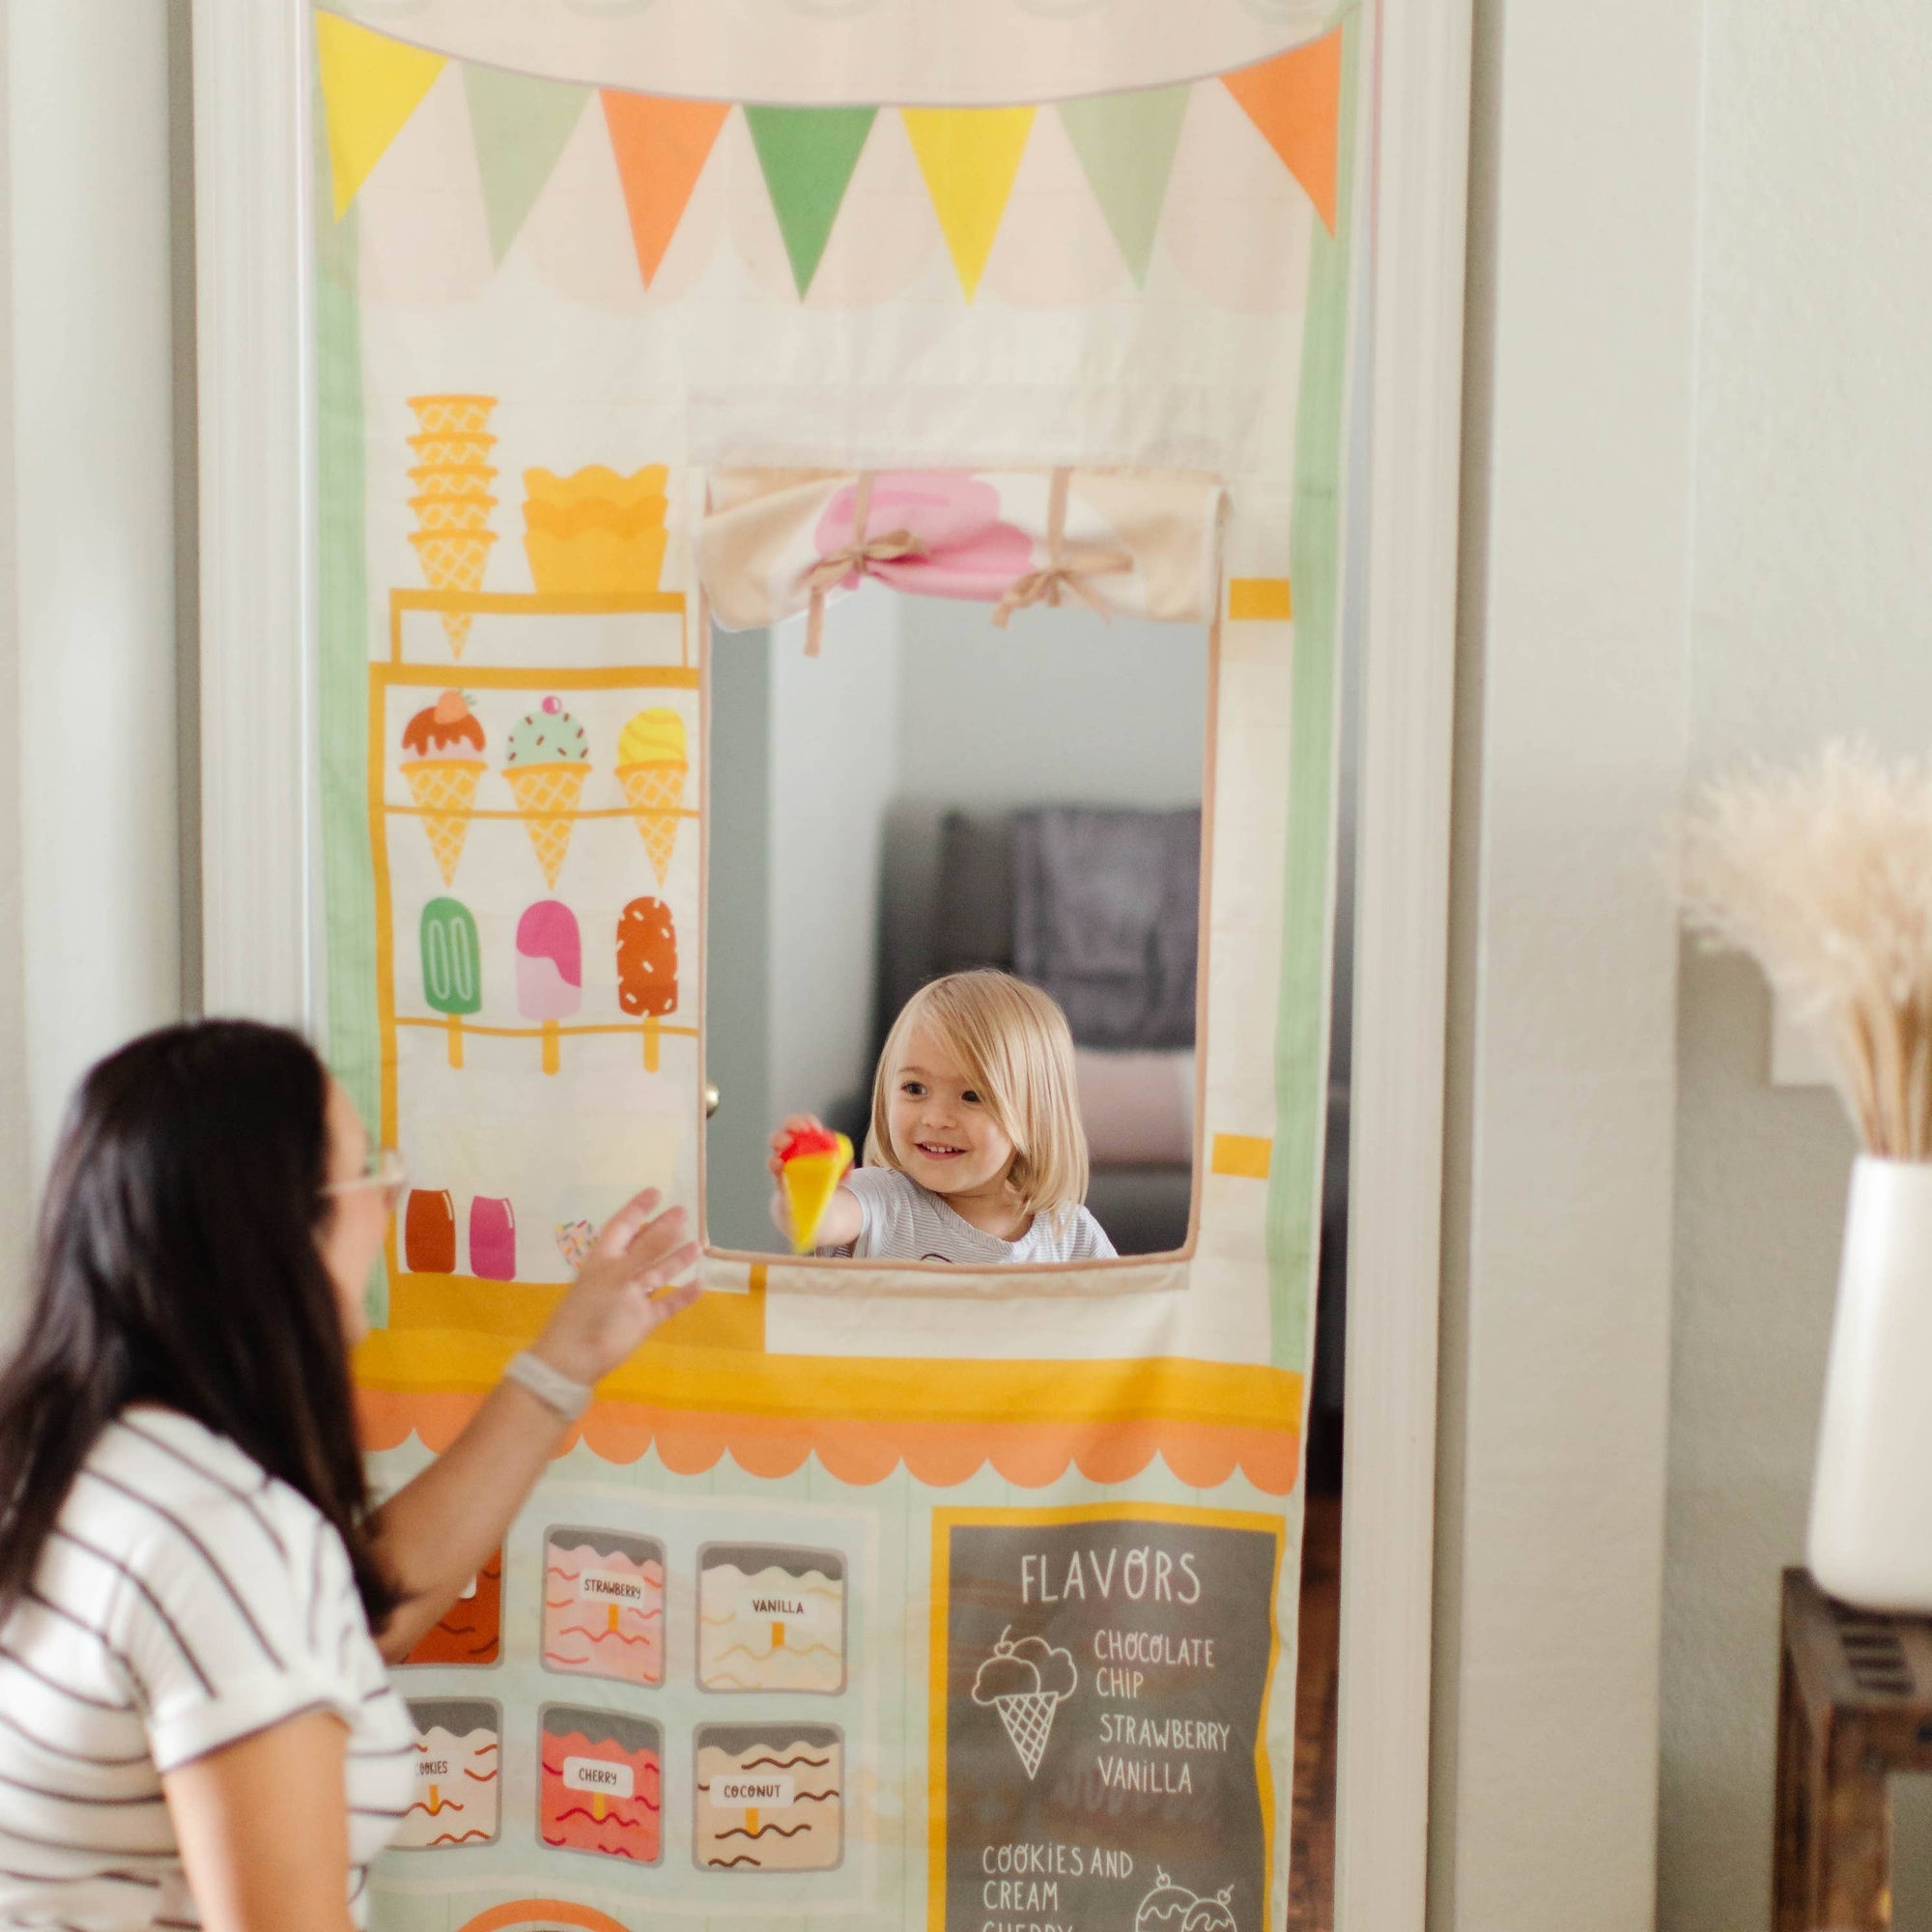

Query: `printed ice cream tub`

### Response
(539, 1705, 663, 1864)
(397, 1698, 500, 1850)
(697, 1543, 847, 1693)
(542, 1526, 666, 1687)
(694, 1723, 843, 1873)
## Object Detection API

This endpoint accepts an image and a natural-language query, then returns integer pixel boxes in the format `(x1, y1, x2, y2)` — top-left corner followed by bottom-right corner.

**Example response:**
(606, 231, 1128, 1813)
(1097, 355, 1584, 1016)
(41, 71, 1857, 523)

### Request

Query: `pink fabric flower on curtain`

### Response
(811, 471, 1033, 604)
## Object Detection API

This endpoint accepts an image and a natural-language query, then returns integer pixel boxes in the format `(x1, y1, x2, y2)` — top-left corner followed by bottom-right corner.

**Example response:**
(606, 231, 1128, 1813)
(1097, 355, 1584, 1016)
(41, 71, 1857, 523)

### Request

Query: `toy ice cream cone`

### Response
(614, 708, 690, 886)
(992, 1691, 1059, 1780)
(779, 1125, 854, 1254)
(398, 692, 488, 885)
(502, 696, 591, 890)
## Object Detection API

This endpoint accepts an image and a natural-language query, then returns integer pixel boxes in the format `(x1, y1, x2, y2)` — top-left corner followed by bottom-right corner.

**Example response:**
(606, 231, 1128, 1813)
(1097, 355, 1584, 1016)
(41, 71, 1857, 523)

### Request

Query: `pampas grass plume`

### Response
(1674, 741, 1932, 1159)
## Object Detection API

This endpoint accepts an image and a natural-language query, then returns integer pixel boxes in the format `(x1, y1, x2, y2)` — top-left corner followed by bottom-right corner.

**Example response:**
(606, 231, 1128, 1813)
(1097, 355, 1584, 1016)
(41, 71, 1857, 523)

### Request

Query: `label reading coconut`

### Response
(579, 1570, 647, 1605)
(713, 1775, 796, 1808)
(933, 1507, 1283, 1932)
(563, 1756, 636, 1800)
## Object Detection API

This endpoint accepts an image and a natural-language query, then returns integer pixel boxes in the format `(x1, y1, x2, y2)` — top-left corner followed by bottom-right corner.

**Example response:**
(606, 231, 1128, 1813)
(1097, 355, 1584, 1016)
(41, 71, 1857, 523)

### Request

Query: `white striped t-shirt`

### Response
(822, 1165, 1119, 1264)
(0, 1407, 414, 1931)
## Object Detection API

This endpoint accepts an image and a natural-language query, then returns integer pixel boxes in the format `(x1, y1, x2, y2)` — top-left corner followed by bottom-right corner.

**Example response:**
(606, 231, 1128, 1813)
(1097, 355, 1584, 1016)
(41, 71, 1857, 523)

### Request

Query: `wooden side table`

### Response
(1775, 1567, 1932, 1929)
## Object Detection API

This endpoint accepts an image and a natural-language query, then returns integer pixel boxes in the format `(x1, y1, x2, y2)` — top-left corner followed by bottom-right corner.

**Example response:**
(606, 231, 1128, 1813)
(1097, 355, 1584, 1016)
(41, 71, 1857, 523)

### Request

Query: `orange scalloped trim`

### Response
(356, 1387, 1298, 1493)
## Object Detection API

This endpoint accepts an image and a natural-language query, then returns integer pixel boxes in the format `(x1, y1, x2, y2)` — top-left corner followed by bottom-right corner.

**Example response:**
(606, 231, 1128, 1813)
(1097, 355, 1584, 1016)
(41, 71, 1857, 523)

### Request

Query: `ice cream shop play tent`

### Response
(311, 0, 1366, 1922)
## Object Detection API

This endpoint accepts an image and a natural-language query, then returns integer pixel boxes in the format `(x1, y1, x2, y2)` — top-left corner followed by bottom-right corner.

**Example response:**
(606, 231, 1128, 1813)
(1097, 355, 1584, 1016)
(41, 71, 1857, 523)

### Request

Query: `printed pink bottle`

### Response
(469, 1198, 517, 1281)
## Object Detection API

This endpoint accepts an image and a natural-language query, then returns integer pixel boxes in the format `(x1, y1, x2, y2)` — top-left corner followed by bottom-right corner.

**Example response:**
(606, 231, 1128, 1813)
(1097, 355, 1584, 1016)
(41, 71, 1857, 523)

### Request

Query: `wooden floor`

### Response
(1289, 1490, 1342, 1932)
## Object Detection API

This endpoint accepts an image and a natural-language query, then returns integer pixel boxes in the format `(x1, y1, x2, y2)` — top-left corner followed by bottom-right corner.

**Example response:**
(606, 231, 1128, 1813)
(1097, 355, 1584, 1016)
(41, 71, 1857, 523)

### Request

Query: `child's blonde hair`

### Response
(866, 970, 1089, 1222)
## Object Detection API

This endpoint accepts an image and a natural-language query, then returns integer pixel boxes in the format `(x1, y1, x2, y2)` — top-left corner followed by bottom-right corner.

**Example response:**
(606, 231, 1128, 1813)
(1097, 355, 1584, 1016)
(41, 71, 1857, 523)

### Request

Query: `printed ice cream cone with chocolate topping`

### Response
(399, 693, 486, 886)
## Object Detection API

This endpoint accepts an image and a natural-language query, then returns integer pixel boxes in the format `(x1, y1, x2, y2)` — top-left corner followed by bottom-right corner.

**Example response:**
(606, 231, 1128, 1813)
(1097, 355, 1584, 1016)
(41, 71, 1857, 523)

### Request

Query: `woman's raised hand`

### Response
(531, 1189, 702, 1388)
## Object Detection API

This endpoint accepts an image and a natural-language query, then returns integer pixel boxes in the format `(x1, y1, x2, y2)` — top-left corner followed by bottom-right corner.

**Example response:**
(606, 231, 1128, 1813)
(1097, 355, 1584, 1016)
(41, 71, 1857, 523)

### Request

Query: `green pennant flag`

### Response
(744, 105, 878, 296)
(463, 64, 591, 266)
(1057, 85, 1191, 285)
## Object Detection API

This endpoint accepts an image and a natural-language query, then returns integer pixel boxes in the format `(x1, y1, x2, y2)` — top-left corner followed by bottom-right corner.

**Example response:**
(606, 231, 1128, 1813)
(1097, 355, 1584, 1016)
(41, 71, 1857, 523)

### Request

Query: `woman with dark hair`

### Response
(0, 1019, 700, 1932)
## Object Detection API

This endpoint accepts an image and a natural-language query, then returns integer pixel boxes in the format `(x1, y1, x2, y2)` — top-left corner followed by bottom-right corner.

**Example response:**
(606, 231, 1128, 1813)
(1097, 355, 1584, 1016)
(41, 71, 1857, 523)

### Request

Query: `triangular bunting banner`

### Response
(315, 10, 445, 220)
(1221, 29, 1343, 233)
(900, 107, 1037, 300)
(1057, 87, 1190, 285)
(462, 65, 592, 265)
(744, 106, 878, 297)
(601, 93, 731, 289)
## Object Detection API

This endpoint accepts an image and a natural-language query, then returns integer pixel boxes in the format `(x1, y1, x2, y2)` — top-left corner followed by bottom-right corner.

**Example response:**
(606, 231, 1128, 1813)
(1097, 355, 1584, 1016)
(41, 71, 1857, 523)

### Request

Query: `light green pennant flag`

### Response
(1057, 85, 1191, 285)
(463, 63, 591, 266)
(743, 105, 878, 297)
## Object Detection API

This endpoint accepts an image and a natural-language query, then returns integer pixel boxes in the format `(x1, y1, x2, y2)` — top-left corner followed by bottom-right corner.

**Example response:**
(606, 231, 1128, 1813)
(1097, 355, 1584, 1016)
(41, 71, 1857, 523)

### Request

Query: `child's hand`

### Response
(767, 1114, 831, 1181)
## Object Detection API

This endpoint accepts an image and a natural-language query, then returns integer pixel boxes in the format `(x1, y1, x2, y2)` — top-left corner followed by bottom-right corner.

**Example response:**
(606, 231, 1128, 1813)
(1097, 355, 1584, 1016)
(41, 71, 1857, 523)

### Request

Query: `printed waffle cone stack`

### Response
(407, 395, 499, 653)
(503, 763, 588, 890)
(400, 757, 485, 886)
(616, 759, 688, 885)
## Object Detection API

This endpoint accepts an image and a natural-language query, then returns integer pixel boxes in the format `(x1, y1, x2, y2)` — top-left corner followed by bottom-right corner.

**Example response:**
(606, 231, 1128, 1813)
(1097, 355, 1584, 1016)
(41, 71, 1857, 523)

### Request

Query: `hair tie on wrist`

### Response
(503, 1350, 591, 1421)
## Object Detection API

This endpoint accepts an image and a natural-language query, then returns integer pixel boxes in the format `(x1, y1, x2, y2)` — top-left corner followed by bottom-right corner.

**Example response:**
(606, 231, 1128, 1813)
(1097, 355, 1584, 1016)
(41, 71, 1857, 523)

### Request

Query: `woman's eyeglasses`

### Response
(322, 1147, 409, 1210)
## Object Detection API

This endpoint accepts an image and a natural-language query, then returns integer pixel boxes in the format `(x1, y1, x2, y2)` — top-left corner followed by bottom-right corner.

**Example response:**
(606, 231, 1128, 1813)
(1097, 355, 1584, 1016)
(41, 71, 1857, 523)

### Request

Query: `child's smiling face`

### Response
(886, 1025, 1016, 1203)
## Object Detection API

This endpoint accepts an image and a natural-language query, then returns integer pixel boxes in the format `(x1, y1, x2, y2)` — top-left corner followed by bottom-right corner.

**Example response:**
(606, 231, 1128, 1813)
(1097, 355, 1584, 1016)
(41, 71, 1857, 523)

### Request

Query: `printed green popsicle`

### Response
(421, 896, 482, 1067)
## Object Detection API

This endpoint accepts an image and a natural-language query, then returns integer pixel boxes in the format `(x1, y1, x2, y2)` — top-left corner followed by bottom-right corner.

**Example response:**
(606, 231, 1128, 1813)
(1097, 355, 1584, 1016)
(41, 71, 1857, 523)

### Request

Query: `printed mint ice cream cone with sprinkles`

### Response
(502, 696, 590, 890)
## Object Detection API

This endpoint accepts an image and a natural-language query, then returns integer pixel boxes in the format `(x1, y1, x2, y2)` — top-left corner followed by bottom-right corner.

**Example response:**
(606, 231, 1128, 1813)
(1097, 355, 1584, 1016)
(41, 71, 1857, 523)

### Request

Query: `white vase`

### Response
(1807, 1154, 1932, 1608)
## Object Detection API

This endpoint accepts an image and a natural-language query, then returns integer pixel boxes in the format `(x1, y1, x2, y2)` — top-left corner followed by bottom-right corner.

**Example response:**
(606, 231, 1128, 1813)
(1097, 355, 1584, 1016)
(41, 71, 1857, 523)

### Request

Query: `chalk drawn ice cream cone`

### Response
(406, 396, 498, 653)
(613, 707, 688, 885)
(399, 692, 486, 885)
(502, 696, 590, 890)
(972, 1630, 1077, 1782)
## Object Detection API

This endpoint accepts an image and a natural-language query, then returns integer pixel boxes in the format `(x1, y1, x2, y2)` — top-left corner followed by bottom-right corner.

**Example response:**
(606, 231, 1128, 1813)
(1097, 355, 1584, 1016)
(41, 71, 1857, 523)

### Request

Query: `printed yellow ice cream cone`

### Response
(502, 696, 591, 889)
(615, 707, 689, 885)
(411, 495, 497, 533)
(408, 393, 497, 437)
(401, 758, 485, 885)
(409, 530, 497, 655)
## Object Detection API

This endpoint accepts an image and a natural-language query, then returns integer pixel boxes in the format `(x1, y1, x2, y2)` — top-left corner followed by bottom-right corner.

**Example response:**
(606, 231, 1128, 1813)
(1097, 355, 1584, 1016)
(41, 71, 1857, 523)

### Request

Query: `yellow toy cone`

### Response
(781, 1129, 853, 1253)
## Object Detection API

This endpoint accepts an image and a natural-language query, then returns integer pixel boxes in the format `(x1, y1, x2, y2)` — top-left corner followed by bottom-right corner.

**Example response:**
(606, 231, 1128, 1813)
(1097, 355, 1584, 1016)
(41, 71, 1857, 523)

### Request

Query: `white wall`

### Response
(766, 588, 905, 1133)
(3, 0, 185, 1210)
(1658, 9, 1932, 1927)
(1434, 2, 1700, 1927)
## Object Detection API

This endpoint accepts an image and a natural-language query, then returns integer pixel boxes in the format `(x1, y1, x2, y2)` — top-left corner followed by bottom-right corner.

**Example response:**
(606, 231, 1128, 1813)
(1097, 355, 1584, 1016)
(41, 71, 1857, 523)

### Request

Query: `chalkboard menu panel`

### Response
(930, 1504, 1286, 1932)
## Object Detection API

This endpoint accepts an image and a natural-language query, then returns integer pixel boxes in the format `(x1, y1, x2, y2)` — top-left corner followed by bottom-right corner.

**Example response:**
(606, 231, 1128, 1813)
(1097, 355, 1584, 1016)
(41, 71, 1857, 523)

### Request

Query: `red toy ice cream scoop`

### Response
(780, 1126, 853, 1253)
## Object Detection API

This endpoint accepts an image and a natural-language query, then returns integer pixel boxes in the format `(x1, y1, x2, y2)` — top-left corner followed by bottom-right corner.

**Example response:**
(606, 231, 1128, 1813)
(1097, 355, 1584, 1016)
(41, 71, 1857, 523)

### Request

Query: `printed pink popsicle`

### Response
(517, 900, 582, 1075)
(469, 1197, 516, 1281)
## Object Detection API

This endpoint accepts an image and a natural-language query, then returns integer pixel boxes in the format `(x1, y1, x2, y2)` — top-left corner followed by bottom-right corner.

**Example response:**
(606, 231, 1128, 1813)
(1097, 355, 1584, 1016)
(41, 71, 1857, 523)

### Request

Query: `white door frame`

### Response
(189, 5, 1473, 1926)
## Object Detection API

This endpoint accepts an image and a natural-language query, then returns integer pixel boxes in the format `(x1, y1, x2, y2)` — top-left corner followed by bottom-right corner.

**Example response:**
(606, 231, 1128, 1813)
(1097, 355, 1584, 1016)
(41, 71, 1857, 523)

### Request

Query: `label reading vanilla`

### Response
(563, 1756, 635, 1800)
(579, 1570, 647, 1605)
(714, 1774, 795, 1808)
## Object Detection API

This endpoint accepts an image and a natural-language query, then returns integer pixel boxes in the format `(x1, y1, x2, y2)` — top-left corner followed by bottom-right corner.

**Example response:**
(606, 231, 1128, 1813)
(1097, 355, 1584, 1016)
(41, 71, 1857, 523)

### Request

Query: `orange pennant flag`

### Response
(602, 92, 731, 288)
(1222, 28, 1343, 234)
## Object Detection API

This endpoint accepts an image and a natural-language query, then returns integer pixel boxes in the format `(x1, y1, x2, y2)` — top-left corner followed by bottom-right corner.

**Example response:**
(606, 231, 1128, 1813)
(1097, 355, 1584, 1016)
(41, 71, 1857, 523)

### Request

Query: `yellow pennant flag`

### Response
(316, 12, 445, 219)
(900, 106, 1035, 300)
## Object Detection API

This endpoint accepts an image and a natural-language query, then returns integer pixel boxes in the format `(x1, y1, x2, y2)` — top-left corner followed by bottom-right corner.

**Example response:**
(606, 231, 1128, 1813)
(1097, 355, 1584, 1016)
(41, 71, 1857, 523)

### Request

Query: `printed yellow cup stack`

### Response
(406, 395, 499, 654)
(523, 466, 669, 596)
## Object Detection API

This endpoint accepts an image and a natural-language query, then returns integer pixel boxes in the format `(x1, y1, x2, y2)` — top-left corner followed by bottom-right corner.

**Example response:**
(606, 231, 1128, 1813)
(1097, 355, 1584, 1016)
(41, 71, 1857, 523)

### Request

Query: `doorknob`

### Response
(704, 1083, 721, 1119)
